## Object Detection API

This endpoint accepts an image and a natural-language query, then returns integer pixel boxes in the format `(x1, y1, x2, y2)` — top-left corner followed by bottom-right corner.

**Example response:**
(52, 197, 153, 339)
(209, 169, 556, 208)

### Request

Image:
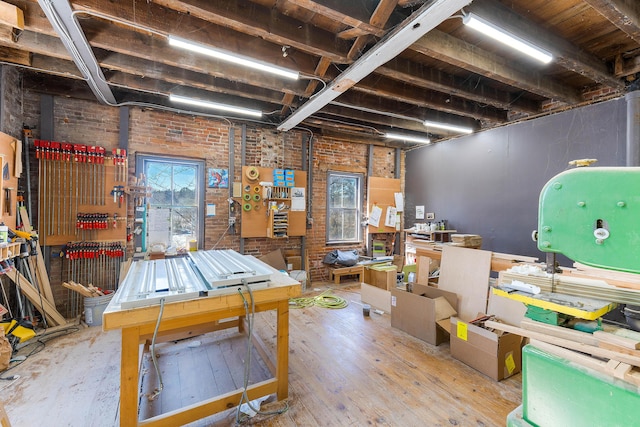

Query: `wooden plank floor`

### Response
(1, 284, 522, 426)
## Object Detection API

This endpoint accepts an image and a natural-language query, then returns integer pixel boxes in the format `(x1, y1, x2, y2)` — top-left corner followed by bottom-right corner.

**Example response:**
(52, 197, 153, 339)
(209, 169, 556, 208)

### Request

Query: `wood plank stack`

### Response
(486, 319, 640, 387)
(62, 281, 105, 298)
(450, 234, 482, 248)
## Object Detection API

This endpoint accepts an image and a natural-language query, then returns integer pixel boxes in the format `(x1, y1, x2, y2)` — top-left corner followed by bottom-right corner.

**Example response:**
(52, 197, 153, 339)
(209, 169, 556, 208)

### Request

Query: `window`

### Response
(326, 171, 363, 244)
(136, 155, 205, 251)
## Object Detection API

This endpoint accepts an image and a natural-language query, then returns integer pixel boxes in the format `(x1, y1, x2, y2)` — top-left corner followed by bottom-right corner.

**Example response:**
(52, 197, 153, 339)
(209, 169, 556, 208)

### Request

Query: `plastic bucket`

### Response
(84, 291, 114, 327)
(289, 270, 307, 291)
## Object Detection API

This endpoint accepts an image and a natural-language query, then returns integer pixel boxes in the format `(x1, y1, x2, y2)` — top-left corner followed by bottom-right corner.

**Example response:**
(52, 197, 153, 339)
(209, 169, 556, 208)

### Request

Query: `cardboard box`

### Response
(449, 316, 522, 381)
(258, 249, 287, 271)
(286, 255, 302, 271)
(390, 284, 457, 346)
(361, 283, 391, 312)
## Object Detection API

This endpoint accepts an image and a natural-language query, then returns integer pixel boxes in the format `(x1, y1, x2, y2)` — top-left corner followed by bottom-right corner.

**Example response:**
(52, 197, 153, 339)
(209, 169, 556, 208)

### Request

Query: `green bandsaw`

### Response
(538, 167, 640, 274)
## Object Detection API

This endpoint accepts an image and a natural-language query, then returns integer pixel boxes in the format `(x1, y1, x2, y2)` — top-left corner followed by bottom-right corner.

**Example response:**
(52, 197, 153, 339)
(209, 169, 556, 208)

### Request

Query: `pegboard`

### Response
(240, 166, 307, 238)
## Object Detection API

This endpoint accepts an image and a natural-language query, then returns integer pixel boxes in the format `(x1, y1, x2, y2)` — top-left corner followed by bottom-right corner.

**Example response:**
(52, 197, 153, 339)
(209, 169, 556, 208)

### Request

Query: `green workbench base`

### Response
(522, 344, 640, 426)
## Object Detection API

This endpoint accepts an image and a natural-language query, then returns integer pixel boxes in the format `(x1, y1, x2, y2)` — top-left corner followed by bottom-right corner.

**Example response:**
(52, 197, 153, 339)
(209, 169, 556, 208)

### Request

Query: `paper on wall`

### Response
(291, 187, 306, 211)
(369, 205, 382, 227)
(394, 192, 404, 212)
(385, 206, 397, 227)
(416, 205, 425, 220)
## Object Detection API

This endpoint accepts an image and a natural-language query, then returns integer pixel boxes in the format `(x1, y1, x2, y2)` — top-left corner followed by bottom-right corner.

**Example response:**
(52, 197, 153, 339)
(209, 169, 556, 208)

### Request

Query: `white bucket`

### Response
(84, 292, 114, 327)
(290, 270, 307, 291)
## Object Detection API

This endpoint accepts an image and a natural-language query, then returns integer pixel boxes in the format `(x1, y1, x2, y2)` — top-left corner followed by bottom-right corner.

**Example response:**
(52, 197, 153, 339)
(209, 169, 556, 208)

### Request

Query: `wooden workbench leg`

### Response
(120, 327, 140, 426)
(276, 299, 290, 400)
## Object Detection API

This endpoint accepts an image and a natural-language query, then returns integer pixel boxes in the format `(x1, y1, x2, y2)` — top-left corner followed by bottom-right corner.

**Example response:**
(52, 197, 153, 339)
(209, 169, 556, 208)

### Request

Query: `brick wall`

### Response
(17, 90, 405, 318)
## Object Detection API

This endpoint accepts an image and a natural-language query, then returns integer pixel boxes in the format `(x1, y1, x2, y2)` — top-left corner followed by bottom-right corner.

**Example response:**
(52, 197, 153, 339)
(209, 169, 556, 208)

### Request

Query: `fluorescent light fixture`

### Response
(168, 36, 299, 80)
(423, 120, 474, 134)
(385, 132, 431, 144)
(463, 13, 552, 64)
(169, 94, 262, 118)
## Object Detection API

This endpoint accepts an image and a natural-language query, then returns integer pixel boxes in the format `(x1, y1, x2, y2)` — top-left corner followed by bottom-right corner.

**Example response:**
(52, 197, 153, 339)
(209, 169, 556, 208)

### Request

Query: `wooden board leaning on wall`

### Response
(240, 166, 307, 238)
(0, 131, 21, 229)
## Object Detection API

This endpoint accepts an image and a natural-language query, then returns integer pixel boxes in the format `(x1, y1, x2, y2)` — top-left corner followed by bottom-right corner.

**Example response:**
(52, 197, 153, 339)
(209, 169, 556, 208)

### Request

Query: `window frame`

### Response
(136, 154, 205, 251)
(325, 171, 364, 244)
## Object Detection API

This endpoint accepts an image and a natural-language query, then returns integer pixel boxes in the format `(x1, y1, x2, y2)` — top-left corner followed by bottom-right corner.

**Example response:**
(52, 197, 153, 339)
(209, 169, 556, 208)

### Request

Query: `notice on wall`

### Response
(416, 205, 425, 220)
(394, 192, 404, 212)
(385, 206, 397, 227)
(148, 207, 171, 248)
(369, 205, 382, 227)
(291, 187, 306, 211)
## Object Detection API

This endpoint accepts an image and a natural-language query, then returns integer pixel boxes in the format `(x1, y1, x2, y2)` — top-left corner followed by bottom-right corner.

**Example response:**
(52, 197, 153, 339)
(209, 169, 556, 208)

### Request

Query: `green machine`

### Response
(537, 166, 640, 274)
(508, 166, 640, 426)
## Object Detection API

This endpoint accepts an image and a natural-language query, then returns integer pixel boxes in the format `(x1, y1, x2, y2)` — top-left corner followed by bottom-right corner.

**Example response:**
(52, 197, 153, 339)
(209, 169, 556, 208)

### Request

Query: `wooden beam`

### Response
(330, 90, 480, 128)
(584, 0, 640, 45)
(378, 58, 541, 114)
(355, 74, 508, 122)
(414, 30, 584, 104)
(130, 0, 352, 63)
(290, 0, 384, 35)
(469, 0, 623, 89)
(0, 43, 29, 65)
(0, 1, 23, 30)
(348, 0, 398, 61)
(486, 320, 640, 368)
(14, 0, 320, 77)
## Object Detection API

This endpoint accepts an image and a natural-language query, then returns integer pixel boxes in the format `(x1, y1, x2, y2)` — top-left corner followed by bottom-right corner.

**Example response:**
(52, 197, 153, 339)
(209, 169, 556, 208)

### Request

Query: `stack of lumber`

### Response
(62, 281, 105, 298)
(450, 234, 482, 248)
(486, 319, 640, 387)
(500, 269, 640, 306)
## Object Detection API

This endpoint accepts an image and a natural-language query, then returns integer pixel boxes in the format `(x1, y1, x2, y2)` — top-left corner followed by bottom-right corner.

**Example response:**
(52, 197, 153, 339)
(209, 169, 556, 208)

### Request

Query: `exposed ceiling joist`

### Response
(414, 30, 584, 104)
(278, 0, 472, 131)
(468, 0, 622, 89)
(0, 0, 635, 147)
(584, 0, 640, 45)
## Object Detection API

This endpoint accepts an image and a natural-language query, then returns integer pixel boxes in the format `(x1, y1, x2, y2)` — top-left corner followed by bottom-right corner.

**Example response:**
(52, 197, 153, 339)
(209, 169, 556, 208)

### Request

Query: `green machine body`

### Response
(537, 167, 640, 274)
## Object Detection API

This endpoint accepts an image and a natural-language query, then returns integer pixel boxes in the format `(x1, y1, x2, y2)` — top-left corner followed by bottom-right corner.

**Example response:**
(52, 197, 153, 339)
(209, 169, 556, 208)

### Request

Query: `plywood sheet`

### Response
(487, 289, 527, 326)
(367, 176, 401, 234)
(437, 246, 492, 322)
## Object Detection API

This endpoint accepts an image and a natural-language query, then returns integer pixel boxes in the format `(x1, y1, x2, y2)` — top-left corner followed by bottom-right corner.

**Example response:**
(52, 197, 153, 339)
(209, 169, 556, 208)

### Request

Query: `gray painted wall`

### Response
(405, 97, 627, 266)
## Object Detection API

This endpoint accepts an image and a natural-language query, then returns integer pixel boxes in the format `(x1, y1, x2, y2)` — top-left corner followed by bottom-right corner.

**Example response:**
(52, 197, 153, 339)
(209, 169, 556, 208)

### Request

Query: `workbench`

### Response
(103, 271, 301, 426)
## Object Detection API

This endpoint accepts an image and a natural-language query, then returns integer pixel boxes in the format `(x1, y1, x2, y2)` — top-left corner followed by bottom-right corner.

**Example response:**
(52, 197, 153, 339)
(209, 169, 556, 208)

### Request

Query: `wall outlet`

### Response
(229, 216, 236, 226)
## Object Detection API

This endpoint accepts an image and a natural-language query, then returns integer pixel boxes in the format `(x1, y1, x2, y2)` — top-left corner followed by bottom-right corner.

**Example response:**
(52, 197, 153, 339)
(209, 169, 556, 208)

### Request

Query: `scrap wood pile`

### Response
(450, 234, 482, 248)
(62, 281, 107, 298)
(486, 318, 640, 387)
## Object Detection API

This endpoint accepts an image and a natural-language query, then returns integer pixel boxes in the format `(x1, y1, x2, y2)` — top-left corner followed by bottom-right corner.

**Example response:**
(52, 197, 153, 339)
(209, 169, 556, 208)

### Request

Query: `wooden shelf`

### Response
(0, 242, 22, 261)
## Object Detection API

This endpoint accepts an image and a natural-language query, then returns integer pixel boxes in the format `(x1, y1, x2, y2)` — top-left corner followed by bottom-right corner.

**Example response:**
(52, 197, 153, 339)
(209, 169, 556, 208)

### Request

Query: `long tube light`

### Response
(169, 94, 262, 118)
(385, 132, 431, 144)
(168, 35, 300, 80)
(423, 120, 474, 134)
(463, 13, 552, 64)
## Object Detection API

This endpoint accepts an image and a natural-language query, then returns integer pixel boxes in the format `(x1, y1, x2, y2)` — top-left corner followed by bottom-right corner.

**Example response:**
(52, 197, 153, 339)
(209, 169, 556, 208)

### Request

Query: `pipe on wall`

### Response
(626, 91, 640, 167)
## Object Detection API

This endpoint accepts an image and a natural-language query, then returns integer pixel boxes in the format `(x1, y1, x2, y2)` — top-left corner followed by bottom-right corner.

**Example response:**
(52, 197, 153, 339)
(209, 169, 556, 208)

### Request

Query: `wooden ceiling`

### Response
(2, 0, 640, 147)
